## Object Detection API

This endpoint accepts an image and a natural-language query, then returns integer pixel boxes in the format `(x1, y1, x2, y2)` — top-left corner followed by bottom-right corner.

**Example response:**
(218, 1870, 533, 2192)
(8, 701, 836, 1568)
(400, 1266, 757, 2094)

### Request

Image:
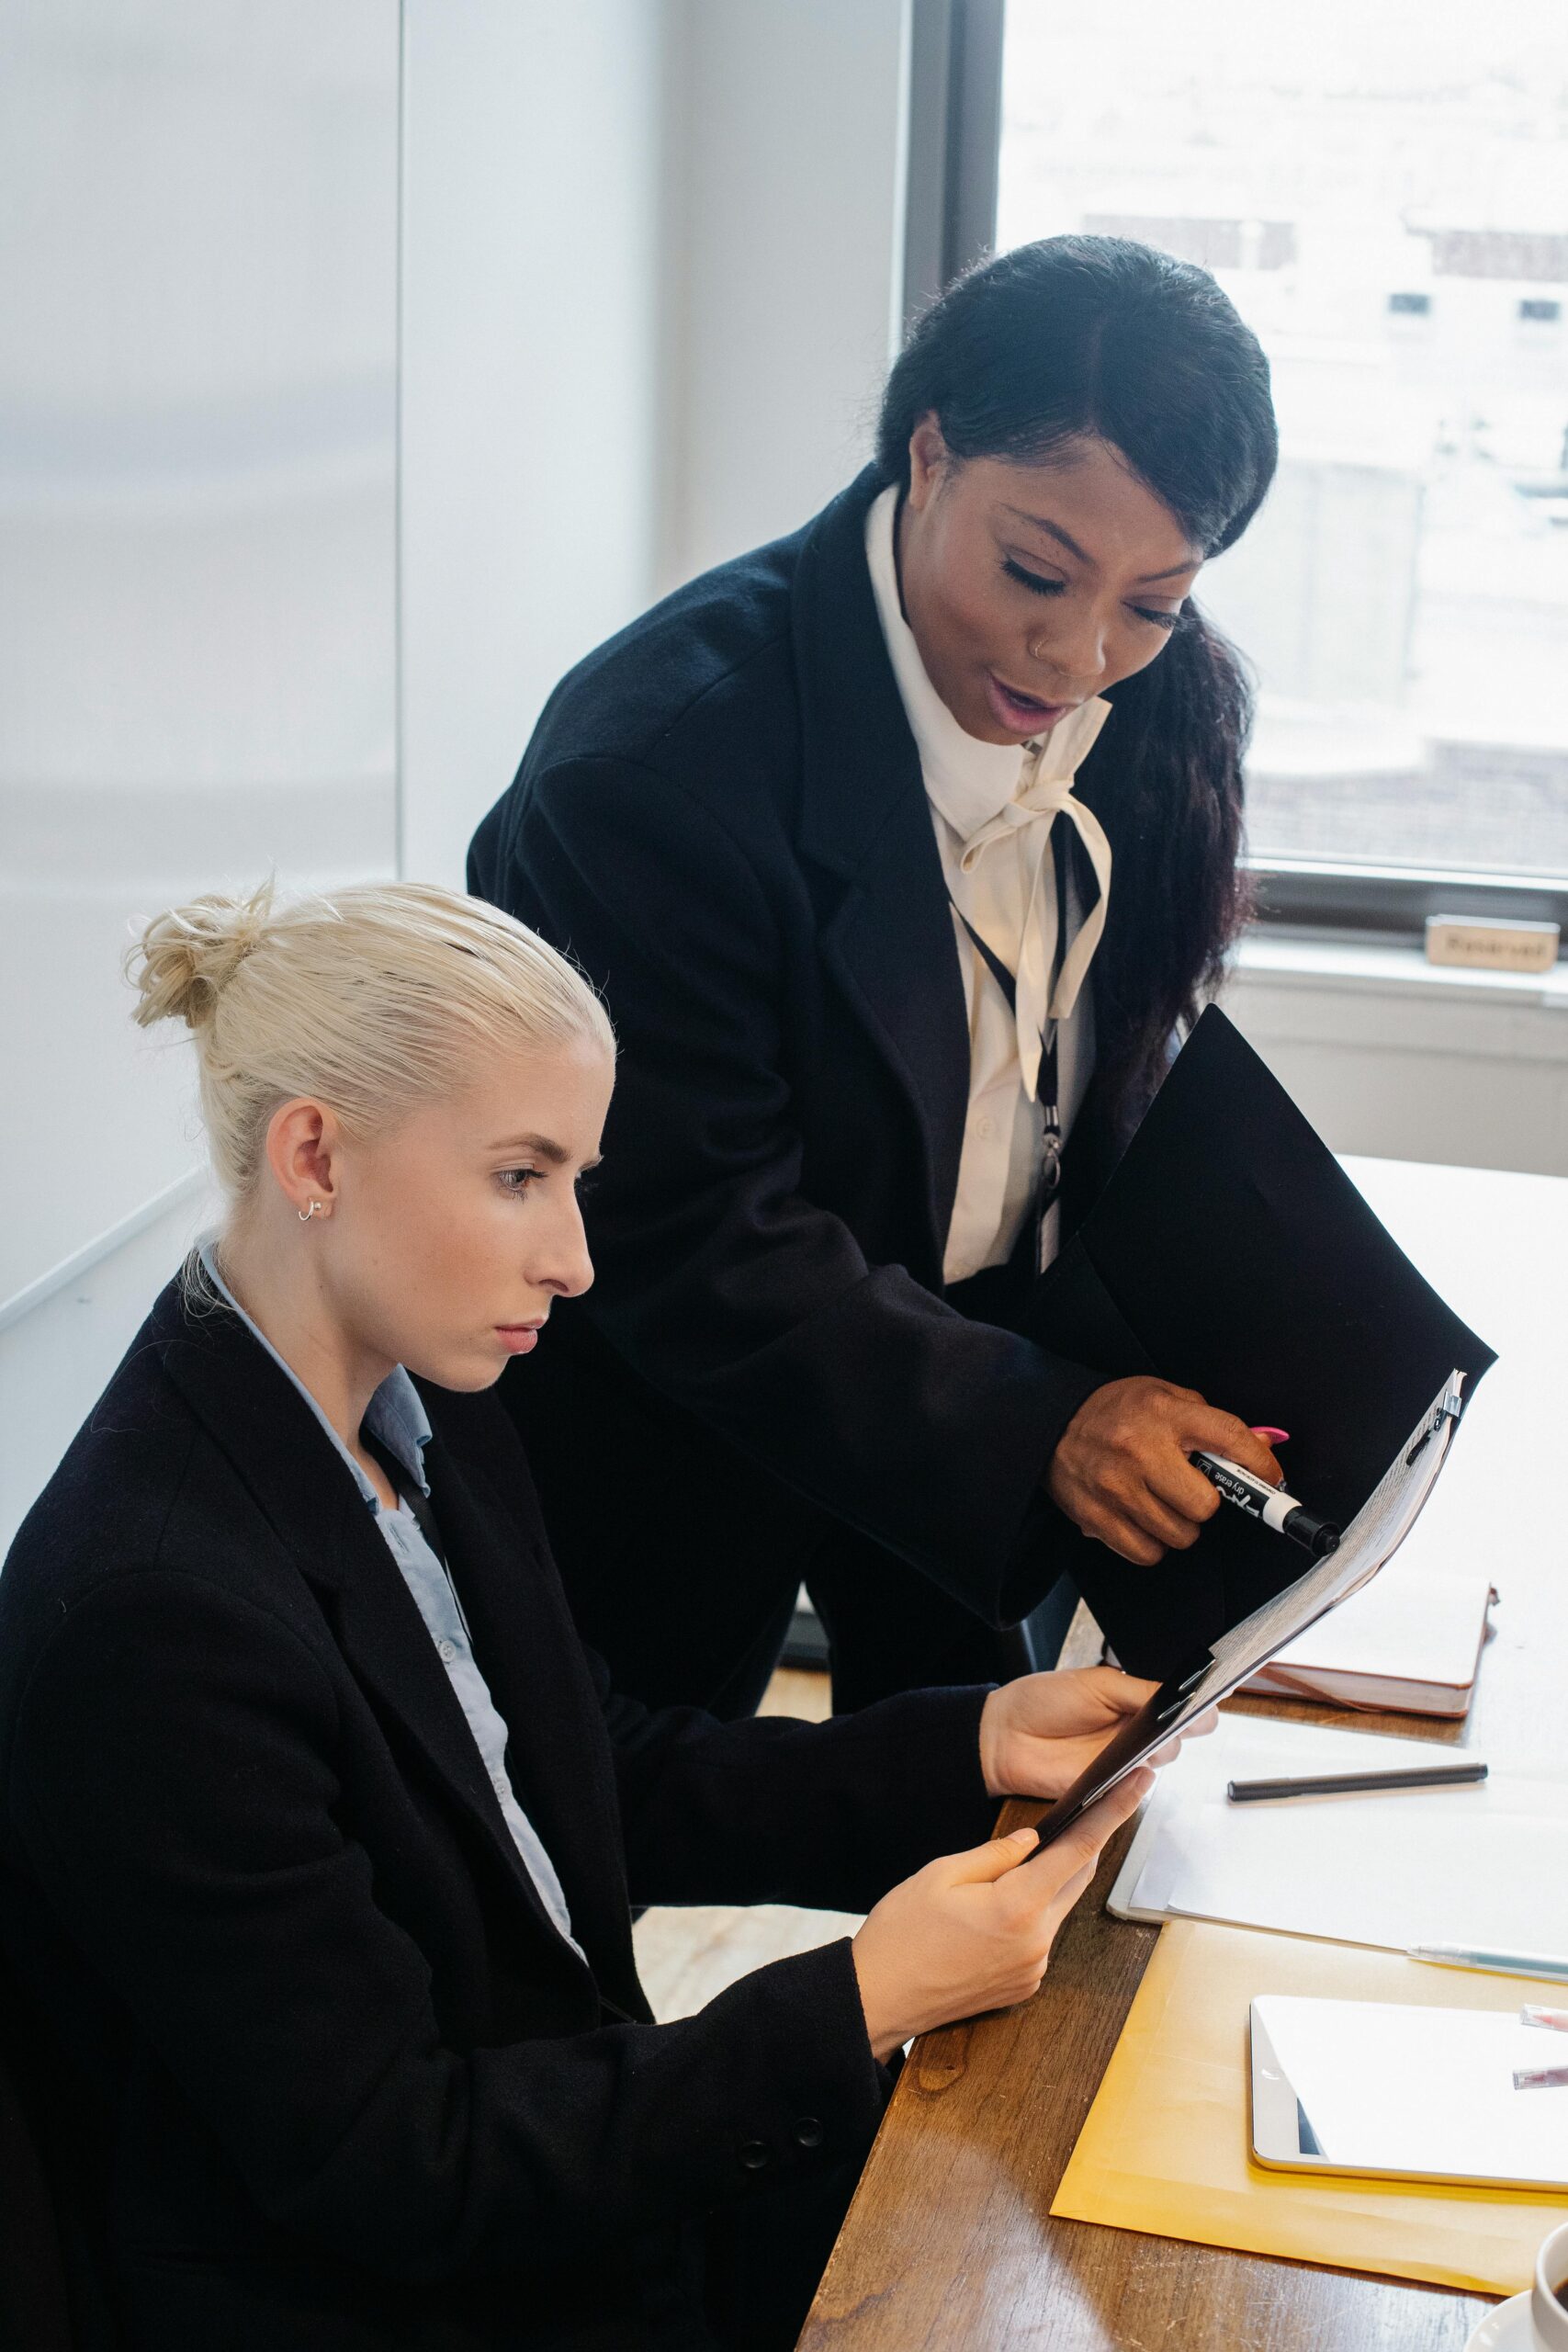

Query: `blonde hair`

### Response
(127, 878, 615, 1204)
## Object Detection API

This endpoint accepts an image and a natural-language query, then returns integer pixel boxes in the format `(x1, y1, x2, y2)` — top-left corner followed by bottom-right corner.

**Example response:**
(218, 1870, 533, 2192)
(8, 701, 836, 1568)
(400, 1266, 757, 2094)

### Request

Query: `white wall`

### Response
(654, 0, 908, 591)
(1223, 940, 1568, 1176)
(398, 0, 665, 888)
(0, 0, 400, 1306)
(0, 0, 400, 1553)
(396, 0, 912, 879)
(0, 1179, 218, 1554)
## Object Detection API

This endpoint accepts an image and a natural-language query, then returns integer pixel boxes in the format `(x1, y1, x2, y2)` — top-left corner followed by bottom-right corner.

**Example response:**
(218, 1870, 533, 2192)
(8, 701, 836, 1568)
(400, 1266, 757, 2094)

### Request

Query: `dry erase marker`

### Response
(1190, 1451, 1340, 1558)
(1226, 1761, 1488, 1804)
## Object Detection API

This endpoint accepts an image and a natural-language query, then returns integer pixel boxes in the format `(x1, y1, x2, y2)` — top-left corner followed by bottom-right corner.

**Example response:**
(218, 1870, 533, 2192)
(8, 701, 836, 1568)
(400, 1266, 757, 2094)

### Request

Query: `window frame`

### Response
(906, 0, 1568, 944)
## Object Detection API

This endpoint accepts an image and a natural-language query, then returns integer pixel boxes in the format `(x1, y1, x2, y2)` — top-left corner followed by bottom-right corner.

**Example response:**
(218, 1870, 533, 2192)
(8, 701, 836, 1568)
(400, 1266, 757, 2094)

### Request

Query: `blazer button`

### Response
(737, 2140, 770, 2172)
(792, 2116, 825, 2150)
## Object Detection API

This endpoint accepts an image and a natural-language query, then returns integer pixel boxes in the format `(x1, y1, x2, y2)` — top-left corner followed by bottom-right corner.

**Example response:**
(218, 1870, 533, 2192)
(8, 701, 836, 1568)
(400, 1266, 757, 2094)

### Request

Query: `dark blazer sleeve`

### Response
(485, 755, 1102, 1623)
(12, 1571, 991, 2286)
(602, 1668, 997, 1913)
(7, 1571, 893, 2284)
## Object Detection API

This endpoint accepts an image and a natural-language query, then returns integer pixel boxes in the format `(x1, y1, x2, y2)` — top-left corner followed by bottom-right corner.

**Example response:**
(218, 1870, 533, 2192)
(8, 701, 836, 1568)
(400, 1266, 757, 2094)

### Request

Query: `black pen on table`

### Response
(1227, 1760, 1489, 1804)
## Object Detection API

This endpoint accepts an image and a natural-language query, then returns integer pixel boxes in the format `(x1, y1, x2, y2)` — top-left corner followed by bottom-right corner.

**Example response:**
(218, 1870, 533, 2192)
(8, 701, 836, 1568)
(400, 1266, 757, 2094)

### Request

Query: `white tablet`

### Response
(1249, 1994, 1568, 2194)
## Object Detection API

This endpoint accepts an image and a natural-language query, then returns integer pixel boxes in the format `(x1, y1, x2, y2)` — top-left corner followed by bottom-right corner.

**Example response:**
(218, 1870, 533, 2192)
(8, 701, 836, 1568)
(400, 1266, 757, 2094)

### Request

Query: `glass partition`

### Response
(0, 0, 399, 1306)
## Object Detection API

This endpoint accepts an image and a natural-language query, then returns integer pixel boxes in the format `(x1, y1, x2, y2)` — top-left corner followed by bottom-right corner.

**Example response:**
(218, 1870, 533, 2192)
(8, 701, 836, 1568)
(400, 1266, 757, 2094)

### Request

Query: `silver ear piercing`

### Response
(298, 1201, 323, 1223)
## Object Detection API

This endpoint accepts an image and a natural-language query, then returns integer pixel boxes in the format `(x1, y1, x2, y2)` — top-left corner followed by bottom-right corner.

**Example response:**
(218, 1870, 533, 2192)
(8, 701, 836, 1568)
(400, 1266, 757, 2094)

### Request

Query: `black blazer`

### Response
(0, 1279, 994, 2351)
(469, 466, 1133, 1679)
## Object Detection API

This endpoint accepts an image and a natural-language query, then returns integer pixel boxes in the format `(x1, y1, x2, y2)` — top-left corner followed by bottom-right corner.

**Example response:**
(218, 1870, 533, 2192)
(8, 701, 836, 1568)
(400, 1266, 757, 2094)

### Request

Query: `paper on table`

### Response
(1111, 1711, 1485, 1920)
(1050, 1919, 1568, 2294)
(1111, 1711, 1463, 1921)
(1153, 1790, 1563, 1954)
(1111, 1711, 1568, 1955)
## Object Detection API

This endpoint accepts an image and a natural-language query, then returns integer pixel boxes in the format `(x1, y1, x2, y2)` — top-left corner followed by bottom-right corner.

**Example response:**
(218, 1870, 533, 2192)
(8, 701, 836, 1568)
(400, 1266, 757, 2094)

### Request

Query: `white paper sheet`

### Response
(1111, 1711, 1568, 1957)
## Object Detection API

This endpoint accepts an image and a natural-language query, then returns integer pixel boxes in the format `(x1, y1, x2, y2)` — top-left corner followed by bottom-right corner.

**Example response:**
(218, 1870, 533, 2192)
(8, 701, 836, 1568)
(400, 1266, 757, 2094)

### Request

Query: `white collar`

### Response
(863, 482, 1111, 841)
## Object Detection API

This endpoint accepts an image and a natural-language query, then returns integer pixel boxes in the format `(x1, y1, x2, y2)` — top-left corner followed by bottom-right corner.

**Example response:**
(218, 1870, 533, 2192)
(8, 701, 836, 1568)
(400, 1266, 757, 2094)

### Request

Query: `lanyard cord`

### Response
(949, 820, 1076, 1216)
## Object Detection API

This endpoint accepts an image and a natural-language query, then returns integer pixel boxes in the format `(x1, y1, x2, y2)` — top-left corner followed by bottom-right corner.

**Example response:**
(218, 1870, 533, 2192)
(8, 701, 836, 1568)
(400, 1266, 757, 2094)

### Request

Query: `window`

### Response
(930, 0, 1568, 927)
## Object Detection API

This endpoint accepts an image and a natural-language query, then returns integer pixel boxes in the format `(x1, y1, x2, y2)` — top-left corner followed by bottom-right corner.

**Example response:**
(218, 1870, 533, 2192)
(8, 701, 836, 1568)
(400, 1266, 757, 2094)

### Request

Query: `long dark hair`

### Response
(875, 235, 1278, 1137)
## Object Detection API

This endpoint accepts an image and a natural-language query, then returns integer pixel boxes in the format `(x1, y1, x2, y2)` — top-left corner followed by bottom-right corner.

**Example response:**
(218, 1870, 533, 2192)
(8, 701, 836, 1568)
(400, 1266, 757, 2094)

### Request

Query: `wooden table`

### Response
(802, 1157, 1568, 2349)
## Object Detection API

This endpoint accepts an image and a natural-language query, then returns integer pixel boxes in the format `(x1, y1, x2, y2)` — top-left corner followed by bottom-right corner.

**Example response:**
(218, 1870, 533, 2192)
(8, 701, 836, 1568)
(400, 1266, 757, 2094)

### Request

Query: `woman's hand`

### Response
(977, 1663, 1216, 1799)
(1046, 1377, 1281, 1564)
(849, 1772, 1153, 2062)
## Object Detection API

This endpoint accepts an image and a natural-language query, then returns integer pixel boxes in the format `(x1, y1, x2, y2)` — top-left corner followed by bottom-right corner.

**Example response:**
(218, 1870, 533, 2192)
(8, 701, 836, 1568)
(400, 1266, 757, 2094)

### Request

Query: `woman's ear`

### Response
(906, 412, 950, 513)
(264, 1098, 341, 1222)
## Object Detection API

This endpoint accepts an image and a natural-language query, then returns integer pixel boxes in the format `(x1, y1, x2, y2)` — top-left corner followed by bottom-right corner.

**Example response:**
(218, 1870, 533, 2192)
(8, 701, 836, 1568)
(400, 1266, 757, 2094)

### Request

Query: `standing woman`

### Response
(470, 235, 1284, 1716)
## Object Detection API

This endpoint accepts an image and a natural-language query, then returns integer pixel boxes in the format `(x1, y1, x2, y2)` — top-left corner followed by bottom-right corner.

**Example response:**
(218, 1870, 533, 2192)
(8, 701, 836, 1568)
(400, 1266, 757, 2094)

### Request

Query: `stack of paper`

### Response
(1111, 1711, 1568, 1958)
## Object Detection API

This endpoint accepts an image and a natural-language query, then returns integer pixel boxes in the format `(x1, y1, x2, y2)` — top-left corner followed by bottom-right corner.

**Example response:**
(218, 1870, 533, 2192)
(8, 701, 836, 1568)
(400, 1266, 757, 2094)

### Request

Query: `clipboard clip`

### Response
(1407, 1371, 1466, 1465)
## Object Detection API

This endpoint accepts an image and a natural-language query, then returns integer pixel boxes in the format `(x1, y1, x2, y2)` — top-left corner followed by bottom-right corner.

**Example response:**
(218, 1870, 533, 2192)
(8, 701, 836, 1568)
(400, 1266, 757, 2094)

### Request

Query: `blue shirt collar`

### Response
(197, 1240, 433, 1509)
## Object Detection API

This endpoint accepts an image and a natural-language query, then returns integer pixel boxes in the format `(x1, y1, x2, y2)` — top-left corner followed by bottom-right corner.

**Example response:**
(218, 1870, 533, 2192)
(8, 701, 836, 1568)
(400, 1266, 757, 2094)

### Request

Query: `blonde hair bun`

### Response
(129, 883, 276, 1034)
(123, 877, 614, 1206)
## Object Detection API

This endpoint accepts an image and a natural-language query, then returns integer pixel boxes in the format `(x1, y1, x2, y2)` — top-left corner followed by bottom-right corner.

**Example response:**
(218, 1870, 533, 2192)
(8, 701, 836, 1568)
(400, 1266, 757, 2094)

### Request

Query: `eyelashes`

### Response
(1004, 558, 1066, 599)
(496, 1169, 599, 1199)
(1002, 557, 1180, 631)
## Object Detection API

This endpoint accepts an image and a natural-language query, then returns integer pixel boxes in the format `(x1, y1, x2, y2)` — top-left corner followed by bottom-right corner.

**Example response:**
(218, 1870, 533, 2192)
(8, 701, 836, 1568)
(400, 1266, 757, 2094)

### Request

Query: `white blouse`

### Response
(863, 485, 1113, 1283)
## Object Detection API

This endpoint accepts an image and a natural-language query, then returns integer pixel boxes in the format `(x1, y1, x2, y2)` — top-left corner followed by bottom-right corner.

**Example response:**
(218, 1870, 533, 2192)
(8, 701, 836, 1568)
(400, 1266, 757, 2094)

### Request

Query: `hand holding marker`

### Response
(1190, 1425, 1342, 1560)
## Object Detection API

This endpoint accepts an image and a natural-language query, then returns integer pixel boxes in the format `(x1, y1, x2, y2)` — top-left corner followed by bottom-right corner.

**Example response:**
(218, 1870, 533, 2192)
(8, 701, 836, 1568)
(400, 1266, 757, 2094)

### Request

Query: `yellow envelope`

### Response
(1051, 1919, 1568, 2295)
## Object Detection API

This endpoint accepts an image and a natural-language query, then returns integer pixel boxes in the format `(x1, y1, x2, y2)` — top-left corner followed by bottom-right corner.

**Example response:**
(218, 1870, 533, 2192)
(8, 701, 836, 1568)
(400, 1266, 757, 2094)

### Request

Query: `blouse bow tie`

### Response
(949, 696, 1113, 1102)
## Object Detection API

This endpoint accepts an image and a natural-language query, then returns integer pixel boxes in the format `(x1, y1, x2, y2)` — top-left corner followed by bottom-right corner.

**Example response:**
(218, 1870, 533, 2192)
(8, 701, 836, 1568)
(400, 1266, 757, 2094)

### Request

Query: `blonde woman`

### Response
(0, 882, 1175, 2352)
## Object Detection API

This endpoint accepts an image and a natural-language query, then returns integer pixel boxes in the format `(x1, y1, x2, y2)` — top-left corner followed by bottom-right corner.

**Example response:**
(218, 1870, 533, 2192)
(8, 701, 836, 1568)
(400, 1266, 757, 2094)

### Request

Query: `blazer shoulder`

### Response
(4, 1288, 195, 1592)
(467, 469, 890, 909)
(527, 521, 809, 776)
(0, 1281, 328, 1691)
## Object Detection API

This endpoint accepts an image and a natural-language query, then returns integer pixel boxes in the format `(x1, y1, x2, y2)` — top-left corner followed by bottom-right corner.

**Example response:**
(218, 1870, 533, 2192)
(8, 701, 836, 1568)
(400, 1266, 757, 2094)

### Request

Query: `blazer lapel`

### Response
(416, 1426, 639, 1995)
(155, 1287, 595, 1980)
(793, 469, 970, 1277)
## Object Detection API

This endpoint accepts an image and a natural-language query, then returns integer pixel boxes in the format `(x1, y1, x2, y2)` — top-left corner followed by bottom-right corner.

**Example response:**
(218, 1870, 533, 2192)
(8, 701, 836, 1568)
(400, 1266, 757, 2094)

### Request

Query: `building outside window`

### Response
(996, 0, 1568, 894)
